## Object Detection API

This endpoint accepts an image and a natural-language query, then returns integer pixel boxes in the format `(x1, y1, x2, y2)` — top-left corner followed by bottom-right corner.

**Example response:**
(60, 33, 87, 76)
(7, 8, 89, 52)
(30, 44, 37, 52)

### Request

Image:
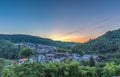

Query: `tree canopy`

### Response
(0, 40, 19, 59)
(19, 48, 34, 58)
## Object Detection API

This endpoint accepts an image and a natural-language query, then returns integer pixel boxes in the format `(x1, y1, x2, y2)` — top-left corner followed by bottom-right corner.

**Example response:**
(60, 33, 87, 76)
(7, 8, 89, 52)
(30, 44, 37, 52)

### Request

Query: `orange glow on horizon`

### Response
(62, 38, 90, 43)
(52, 38, 89, 43)
(50, 35, 90, 43)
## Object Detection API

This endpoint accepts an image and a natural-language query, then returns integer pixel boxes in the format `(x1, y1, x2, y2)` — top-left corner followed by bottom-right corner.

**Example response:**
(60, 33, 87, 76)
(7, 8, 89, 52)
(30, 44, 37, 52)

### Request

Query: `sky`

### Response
(0, 0, 120, 43)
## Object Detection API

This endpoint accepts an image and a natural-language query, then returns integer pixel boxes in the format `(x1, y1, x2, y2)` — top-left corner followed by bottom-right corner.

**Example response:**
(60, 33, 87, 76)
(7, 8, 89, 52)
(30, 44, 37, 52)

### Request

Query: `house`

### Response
(46, 54, 55, 60)
(55, 52, 67, 58)
(72, 53, 81, 62)
(70, 54, 95, 62)
(38, 54, 46, 62)
(15, 42, 57, 54)
(29, 56, 37, 62)
(72, 53, 80, 58)
(18, 58, 28, 65)
(81, 54, 99, 61)
(53, 59, 61, 62)
(53, 57, 66, 62)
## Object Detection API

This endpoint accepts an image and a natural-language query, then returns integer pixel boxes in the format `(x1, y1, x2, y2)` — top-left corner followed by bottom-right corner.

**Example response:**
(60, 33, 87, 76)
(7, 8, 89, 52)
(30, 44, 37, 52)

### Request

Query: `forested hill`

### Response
(0, 34, 78, 47)
(75, 29, 120, 54)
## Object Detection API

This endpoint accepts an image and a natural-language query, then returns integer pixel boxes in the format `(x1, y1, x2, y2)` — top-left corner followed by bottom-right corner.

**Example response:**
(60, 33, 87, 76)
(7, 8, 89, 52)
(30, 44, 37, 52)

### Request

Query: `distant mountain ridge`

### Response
(0, 34, 79, 47)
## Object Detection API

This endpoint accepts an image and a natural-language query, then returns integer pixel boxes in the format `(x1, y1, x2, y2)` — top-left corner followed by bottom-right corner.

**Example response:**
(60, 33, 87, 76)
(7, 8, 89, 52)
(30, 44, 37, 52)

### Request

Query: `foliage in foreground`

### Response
(2, 62, 120, 77)
(0, 58, 5, 76)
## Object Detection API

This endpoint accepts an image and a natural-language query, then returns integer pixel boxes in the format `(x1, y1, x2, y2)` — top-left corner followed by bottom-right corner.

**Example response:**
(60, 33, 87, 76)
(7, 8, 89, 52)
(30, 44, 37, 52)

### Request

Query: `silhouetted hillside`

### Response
(74, 29, 120, 54)
(0, 34, 78, 47)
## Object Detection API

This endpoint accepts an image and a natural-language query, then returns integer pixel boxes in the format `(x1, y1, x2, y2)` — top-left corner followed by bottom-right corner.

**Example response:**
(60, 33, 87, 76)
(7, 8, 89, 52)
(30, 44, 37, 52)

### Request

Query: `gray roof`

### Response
(46, 54, 55, 56)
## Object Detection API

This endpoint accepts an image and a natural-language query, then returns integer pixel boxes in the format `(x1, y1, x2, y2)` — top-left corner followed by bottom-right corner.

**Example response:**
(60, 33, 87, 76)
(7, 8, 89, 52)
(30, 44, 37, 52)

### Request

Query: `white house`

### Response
(81, 55, 98, 61)
(72, 53, 81, 62)
(38, 54, 45, 62)
(29, 56, 37, 62)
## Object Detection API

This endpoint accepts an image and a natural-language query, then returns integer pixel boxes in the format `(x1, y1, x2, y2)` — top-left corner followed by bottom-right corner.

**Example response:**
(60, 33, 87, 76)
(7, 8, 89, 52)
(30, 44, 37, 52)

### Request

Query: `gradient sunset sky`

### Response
(0, 0, 120, 43)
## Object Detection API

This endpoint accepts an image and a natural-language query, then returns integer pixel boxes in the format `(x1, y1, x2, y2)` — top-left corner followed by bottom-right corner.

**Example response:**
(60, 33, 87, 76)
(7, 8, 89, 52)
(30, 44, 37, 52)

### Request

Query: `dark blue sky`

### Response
(0, 0, 120, 42)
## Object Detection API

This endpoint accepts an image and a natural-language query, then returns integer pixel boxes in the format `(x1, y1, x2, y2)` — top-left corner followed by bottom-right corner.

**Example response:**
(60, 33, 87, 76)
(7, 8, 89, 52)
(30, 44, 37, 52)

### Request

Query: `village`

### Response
(15, 43, 103, 65)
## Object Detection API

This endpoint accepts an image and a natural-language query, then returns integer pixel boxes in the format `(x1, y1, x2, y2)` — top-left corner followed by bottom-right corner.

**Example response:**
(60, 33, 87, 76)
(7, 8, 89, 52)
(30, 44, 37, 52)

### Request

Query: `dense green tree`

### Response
(57, 48, 72, 53)
(72, 45, 85, 55)
(0, 40, 19, 59)
(0, 58, 5, 76)
(89, 56, 96, 67)
(19, 48, 34, 58)
(3, 62, 120, 77)
(2, 67, 15, 77)
(102, 62, 116, 77)
(2, 62, 99, 77)
(81, 60, 89, 66)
